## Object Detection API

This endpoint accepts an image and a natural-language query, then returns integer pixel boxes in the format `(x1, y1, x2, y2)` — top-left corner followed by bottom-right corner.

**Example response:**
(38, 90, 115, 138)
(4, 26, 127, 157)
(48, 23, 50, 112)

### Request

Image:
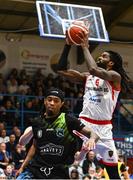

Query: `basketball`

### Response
(67, 23, 88, 45)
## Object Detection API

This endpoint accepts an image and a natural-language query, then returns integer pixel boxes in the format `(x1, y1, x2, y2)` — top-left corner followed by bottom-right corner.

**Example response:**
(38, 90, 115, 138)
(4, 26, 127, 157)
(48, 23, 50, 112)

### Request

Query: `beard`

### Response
(96, 59, 107, 69)
(47, 110, 54, 116)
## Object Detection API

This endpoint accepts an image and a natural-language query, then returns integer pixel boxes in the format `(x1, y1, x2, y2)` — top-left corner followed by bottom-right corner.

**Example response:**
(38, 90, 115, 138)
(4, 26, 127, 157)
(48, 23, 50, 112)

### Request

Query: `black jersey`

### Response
(28, 113, 85, 179)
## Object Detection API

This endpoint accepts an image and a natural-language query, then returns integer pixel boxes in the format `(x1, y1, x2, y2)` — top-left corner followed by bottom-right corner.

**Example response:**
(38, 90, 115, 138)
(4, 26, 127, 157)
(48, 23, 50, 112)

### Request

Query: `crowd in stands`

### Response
(0, 123, 26, 179)
(0, 67, 84, 97)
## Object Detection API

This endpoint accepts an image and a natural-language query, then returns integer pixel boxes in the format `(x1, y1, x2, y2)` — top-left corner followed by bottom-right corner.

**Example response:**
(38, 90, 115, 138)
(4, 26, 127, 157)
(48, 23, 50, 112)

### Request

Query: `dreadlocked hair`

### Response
(106, 50, 132, 95)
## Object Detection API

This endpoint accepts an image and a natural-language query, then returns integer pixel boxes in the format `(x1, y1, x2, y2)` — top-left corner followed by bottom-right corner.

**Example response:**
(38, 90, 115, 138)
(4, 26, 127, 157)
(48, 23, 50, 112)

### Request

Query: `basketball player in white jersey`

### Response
(56, 31, 131, 179)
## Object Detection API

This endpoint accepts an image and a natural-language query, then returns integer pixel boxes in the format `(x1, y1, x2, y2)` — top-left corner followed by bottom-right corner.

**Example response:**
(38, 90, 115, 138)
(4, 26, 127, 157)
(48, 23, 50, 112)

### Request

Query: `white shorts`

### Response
(81, 119, 118, 165)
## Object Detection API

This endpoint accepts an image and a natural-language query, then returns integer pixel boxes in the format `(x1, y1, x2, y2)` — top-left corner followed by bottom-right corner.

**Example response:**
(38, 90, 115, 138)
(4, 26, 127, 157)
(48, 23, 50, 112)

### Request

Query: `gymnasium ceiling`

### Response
(0, 0, 133, 43)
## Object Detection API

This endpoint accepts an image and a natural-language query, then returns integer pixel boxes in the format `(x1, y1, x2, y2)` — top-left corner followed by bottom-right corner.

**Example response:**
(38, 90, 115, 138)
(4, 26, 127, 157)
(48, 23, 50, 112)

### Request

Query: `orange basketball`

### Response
(67, 24, 88, 45)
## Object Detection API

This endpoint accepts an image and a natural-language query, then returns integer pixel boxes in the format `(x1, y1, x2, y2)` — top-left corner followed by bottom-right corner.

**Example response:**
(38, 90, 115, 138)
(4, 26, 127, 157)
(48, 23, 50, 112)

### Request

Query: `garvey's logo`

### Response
(40, 143, 64, 156)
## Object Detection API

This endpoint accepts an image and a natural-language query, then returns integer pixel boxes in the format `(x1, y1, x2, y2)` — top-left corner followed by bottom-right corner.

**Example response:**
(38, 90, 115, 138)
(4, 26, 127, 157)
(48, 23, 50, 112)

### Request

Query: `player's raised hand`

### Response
(78, 30, 89, 48)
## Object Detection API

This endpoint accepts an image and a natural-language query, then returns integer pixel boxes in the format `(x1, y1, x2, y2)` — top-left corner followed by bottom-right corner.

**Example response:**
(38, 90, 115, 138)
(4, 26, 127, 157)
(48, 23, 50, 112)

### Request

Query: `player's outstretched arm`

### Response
(73, 128, 99, 161)
(73, 127, 99, 151)
(58, 69, 86, 83)
(80, 126, 99, 150)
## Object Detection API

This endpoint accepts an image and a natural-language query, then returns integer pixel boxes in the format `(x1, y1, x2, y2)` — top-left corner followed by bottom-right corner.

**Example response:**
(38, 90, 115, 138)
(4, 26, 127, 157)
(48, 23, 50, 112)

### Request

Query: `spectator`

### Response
(14, 128, 22, 144)
(0, 122, 5, 131)
(6, 134, 16, 161)
(82, 150, 103, 175)
(4, 163, 15, 179)
(7, 77, 18, 94)
(69, 151, 83, 179)
(35, 86, 44, 96)
(26, 75, 33, 91)
(12, 144, 26, 170)
(33, 68, 45, 82)
(69, 168, 80, 179)
(0, 142, 9, 169)
(45, 79, 54, 90)
(45, 73, 54, 83)
(130, 173, 133, 180)
(14, 102, 21, 126)
(87, 166, 97, 179)
(0, 75, 7, 97)
(53, 74, 62, 88)
(0, 168, 6, 179)
(82, 174, 92, 180)
(34, 79, 45, 92)
(7, 68, 19, 81)
(32, 97, 42, 112)
(3, 99, 17, 126)
(12, 126, 19, 134)
(0, 129, 9, 143)
(64, 99, 73, 113)
(26, 87, 33, 96)
(19, 69, 27, 83)
(24, 100, 35, 127)
(18, 79, 30, 95)
(118, 154, 130, 179)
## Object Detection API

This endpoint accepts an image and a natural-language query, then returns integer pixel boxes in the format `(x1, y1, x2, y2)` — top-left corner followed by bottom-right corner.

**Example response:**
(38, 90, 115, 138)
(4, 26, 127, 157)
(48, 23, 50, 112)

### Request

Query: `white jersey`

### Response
(79, 75, 120, 122)
(79, 75, 121, 164)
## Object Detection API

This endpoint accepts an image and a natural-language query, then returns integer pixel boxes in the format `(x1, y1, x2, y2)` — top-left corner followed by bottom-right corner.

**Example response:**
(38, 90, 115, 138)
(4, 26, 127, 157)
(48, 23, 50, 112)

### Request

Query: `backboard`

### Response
(36, 1, 109, 42)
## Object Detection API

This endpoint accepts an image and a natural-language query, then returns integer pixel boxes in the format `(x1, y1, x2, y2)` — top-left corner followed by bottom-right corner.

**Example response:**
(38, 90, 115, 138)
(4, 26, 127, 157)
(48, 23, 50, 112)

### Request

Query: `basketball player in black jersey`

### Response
(16, 88, 99, 179)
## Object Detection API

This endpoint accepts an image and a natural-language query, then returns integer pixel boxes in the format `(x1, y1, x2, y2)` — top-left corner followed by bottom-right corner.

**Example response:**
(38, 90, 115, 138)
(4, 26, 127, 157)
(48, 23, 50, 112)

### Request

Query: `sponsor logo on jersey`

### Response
(108, 150, 114, 157)
(46, 128, 54, 132)
(40, 143, 64, 156)
(40, 167, 53, 176)
(87, 87, 103, 92)
(89, 94, 102, 103)
(86, 87, 109, 93)
(106, 150, 114, 162)
(56, 128, 64, 137)
(37, 130, 42, 138)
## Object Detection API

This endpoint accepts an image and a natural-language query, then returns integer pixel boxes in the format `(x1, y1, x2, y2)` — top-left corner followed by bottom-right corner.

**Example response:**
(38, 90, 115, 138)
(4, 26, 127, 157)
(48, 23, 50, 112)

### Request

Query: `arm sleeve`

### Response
(56, 44, 71, 71)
